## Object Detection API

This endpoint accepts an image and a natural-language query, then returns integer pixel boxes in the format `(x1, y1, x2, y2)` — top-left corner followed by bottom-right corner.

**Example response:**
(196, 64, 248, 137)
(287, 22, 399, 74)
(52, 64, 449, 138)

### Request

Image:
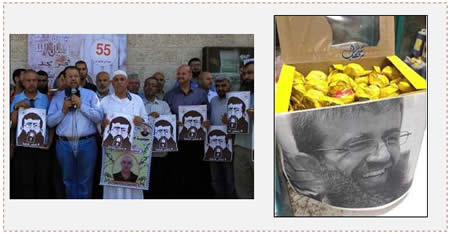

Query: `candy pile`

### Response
(289, 63, 416, 111)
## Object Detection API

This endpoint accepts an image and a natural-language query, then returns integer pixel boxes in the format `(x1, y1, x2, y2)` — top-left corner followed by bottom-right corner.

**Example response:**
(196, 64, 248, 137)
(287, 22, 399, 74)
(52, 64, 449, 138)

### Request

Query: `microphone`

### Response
(71, 88, 77, 109)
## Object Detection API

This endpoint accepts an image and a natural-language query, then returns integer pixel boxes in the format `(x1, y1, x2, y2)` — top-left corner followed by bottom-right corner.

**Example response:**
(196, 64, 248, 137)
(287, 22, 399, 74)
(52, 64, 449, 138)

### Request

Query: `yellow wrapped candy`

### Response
(305, 70, 327, 81)
(343, 63, 371, 78)
(328, 73, 355, 96)
(380, 85, 399, 98)
(382, 65, 402, 80)
(398, 79, 415, 93)
(304, 89, 326, 108)
(355, 84, 380, 100)
(305, 79, 329, 94)
(369, 72, 390, 88)
(355, 76, 369, 85)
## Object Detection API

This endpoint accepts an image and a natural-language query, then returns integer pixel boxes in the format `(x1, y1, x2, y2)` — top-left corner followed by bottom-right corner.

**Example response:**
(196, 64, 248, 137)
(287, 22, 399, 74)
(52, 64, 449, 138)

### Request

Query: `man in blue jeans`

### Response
(48, 66, 102, 199)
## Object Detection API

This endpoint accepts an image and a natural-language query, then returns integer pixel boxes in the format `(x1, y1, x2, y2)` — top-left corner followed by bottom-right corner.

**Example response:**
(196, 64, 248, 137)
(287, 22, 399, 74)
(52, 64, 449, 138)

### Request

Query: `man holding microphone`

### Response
(47, 66, 103, 199)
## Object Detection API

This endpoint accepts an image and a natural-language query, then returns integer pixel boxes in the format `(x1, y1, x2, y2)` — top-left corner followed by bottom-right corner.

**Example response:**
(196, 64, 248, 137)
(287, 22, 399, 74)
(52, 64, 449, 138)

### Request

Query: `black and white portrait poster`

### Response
(275, 92, 426, 209)
(203, 125, 233, 162)
(178, 105, 207, 141)
(226, 91, 250, 134)
(102, 113, 135, 152)
(16, 108, 47, 148)
(152, 114, 178, 152)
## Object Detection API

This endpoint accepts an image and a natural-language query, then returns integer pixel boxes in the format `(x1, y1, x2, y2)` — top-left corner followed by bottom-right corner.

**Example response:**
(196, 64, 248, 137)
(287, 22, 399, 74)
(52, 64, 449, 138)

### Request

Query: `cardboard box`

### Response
(275, 16, 426, 210)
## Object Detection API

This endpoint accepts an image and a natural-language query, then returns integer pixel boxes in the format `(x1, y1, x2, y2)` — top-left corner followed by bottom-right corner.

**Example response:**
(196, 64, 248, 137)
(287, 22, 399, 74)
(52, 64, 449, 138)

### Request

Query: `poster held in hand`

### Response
(152, 114, 178, 152)
(100, 122, 153, 190)
(178, 105, 207, 141)
(16, 107, 47, 148)
(203, 125, 233, 162)
(102, 113, 135, 152)
(226, 91, 250, 134)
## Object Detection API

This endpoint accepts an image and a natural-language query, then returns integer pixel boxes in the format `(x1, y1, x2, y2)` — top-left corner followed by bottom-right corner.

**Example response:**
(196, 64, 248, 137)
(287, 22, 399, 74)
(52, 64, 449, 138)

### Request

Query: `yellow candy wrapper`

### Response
(380, 85, 399, 98)
(343, 63, 371, 77)
(355, 76, 369, 85)
(398, 80, 415, 93)
(369, 72, 390, 88)
(305, 79, 329, 94)
(305, 70, 328, 81)
(382, 65, 402, 80)
(355, 84, 380, 100)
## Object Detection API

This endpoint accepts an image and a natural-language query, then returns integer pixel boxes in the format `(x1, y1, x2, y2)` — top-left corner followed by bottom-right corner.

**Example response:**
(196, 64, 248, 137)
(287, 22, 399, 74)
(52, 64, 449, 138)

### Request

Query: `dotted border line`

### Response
(2, 1, 448, 233)
(1, 1, 450, 4)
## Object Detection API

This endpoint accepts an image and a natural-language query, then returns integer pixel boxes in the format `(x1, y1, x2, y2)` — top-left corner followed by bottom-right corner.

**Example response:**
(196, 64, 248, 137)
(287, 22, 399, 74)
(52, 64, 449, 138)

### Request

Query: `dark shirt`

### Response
(163, 82, 209, 116)
(83, 82, 97, 92)
(113, 171, 138, 183)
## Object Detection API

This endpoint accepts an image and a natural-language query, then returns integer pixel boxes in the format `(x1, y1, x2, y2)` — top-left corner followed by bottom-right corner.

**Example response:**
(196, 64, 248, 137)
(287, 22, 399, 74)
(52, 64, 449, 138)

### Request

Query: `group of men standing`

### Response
(10, 57, 254, 199)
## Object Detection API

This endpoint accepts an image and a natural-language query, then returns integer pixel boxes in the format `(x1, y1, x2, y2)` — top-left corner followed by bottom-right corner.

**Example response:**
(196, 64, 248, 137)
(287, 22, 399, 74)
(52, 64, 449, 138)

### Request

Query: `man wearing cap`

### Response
(47, 66, 103, 199)
(232, 59, 254, 199)
(164, 64, 212, 198)
(209, 75, 235, 198)
(100, 70, 147, 199)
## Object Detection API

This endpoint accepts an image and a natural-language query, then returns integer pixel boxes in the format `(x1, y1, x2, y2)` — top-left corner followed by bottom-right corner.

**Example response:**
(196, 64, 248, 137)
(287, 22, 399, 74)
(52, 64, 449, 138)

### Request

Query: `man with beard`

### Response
(75, 60, 97, 92)
(103, 117, 132, 152)
(113, 155, 138, 183)
(164, 64, 211, 198)
(100, 70, 147, 199)
(10, 70, 54, 198)
(227, 97, 248, 133)
(48, 66, 102, 199)
(280, 98, 411, 208)
(205, 129, 232, 161)
(179, 110, 206, 141)
(189, 57, 202, 82)
(142, 76, 172, 198)
(36, 70, 49, 95)
(17, 113, 45, 146)
(230, 59, 254, 199)
(209, 75, 235, 198)
(95, 72, 110, 100)
(152, 72, 166, 100)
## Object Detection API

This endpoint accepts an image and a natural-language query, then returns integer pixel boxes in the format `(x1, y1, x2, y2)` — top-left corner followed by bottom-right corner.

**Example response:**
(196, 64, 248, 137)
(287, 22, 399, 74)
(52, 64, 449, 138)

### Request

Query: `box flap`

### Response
(275, 65, 295, 113)
(387, 55, 427, 89)
(276, 16, 395, 65)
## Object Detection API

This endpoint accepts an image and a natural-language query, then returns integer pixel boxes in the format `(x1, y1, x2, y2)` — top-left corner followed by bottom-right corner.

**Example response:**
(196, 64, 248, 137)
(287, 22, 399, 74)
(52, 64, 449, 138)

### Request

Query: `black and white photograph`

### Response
(16, 108, 47, 148)
(226, 91, 250, 134)
(152, 115, 178, 152)
(276, 93, 426, 209)
(178, 105, 207, 141)
(203, 125, 233, 162)
(103, 113, 135, 152)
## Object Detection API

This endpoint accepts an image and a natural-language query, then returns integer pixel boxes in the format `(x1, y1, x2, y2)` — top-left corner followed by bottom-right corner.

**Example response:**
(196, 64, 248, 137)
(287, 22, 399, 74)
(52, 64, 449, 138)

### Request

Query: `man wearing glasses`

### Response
(278, 98, 412, 208)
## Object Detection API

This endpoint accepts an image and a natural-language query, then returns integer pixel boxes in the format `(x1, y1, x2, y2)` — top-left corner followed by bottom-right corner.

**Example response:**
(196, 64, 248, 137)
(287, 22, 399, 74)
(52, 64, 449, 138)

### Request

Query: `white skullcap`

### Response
(112, 70, 128, 80)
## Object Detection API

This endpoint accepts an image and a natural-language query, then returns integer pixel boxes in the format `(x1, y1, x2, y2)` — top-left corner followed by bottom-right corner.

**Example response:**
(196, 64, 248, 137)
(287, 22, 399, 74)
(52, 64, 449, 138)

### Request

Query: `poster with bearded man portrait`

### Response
(16, 108, 47, 148)
(153, 115, 178, 152)
(203, 125, 233, 162)
(226, 91, 250, 134)
(102, 113, 135, 152)
(178, 105, 207, 141)
(100, 121, 153, 189)
(276, 93, 426, 209)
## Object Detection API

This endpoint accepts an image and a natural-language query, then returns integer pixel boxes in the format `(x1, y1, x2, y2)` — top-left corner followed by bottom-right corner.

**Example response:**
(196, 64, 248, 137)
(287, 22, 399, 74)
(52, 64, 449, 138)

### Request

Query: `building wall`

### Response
(10, 34, 254, 91)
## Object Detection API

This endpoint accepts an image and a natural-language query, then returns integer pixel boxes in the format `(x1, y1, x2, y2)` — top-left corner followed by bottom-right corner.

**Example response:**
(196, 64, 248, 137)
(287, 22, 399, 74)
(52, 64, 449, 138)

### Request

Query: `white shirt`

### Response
(100, 92, 148, 199)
